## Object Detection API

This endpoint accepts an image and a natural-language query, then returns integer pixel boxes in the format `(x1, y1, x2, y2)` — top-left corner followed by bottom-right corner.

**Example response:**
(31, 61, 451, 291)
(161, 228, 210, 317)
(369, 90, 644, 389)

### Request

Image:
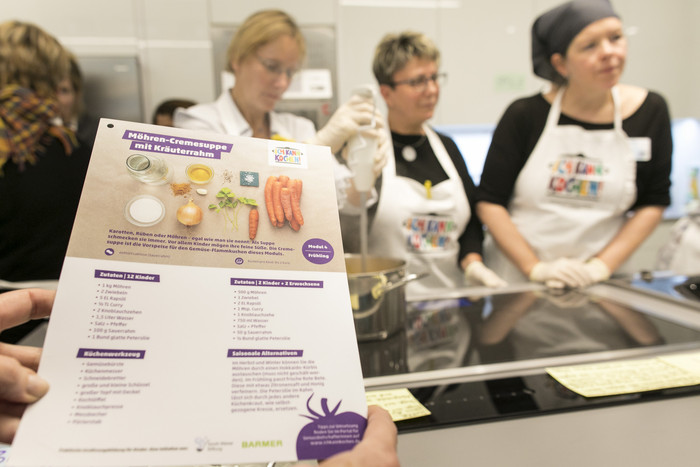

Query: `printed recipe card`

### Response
(9, 119, 367, 466)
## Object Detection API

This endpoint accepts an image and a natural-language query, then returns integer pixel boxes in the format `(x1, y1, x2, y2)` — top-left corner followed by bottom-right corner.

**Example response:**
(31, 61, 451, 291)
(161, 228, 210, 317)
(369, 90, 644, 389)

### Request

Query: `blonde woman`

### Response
(174, 10, 388, 207)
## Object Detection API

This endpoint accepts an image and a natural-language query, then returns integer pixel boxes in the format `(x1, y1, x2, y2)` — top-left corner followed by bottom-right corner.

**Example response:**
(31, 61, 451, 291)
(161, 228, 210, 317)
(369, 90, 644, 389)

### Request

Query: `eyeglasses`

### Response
(255, 55, 298, 80)
(390, 72, 447, 91)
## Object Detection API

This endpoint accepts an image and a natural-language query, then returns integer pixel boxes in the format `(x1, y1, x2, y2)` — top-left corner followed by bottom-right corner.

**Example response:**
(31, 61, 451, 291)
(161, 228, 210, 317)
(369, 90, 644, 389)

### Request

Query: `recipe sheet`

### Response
(9, 119, 367, 466)
(546, 353, 700, 398)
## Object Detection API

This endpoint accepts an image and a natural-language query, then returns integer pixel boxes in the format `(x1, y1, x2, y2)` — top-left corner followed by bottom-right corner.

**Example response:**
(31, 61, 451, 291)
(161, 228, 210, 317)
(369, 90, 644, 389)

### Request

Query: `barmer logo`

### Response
(274, 146, 303, 165)
(241, 440, 283, 448)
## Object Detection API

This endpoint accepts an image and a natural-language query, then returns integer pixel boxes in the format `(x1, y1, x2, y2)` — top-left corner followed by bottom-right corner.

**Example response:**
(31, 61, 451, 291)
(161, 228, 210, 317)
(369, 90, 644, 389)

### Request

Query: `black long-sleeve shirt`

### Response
(477, 91, 673, 210)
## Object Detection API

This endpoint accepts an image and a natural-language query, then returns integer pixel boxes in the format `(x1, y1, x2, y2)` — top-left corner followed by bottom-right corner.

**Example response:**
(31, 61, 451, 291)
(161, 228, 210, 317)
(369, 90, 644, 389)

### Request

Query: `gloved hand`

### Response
(310, 94, 382, 154)
(529, 258, 594, 289)
(340, 126, 389, 185)
(583, 257, 611, 283)
(465, 261, 508, 288)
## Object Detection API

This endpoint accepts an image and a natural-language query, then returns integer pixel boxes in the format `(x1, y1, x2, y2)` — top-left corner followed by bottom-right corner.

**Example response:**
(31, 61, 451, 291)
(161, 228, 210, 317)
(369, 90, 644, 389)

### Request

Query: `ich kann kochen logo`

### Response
(272, 145, 304, 165)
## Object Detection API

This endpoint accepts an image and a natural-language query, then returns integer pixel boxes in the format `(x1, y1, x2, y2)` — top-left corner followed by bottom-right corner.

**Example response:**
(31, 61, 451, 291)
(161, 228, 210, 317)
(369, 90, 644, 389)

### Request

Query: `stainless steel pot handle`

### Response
(351, 272, 429, 320)
(351, 299, 383, 320)
(381, 272, 429, 294)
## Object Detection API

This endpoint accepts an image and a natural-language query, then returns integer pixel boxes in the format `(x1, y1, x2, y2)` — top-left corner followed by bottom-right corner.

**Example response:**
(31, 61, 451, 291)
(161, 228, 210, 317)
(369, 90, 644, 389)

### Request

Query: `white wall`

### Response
(2, 0, 216, 120)
(334, 0, 700, 123)
(3, 0, 698, 123)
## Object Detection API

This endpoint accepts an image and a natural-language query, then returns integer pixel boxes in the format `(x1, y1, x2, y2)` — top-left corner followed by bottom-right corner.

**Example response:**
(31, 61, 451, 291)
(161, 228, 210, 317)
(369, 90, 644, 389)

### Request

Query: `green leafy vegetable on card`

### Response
(208, 187, 257, 230)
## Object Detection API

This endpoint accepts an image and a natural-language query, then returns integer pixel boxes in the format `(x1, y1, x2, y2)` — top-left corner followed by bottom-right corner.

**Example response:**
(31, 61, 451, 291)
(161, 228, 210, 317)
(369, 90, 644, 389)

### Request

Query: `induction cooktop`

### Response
(391, 373, 700, 433)
(359, 287, 700, 433)
(360, 289, 700, 380)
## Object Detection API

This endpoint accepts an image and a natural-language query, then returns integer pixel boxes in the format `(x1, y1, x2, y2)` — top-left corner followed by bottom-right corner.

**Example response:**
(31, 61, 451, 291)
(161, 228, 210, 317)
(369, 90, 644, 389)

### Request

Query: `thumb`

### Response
(0, 356, 49, 404)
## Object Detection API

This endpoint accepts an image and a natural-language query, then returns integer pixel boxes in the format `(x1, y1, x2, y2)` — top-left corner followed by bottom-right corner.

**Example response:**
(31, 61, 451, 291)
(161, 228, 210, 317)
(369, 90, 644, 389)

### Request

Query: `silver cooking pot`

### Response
(345, 254, 426, 342)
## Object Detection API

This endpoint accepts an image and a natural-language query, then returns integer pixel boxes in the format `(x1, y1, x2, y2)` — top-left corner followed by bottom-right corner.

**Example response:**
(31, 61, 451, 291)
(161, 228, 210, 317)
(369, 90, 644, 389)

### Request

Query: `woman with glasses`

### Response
(357, 31, 506, 290)
(476, 0, 672, 288)
(173, 10, 387, 208)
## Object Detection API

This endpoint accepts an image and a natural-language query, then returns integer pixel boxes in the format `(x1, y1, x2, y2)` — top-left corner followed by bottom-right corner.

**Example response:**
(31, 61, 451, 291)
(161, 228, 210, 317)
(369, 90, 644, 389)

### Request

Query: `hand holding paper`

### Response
(9, 120, 370, 466)
(0, 289, 53, 443)
(310, 406, 399, 467)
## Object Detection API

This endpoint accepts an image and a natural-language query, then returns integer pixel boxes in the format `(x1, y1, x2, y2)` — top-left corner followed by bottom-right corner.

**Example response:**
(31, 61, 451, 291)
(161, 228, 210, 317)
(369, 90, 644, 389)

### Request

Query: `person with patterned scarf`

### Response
(0, 21, 90, 289)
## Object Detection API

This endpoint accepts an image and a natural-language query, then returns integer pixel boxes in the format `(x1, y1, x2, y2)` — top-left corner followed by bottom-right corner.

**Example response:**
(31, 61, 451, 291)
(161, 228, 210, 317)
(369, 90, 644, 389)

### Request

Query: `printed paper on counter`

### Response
(546, 357, 700, 398)
(659, 350, 700, 375)
(366, 388, 431, 422)
(9, 120, 367, 466)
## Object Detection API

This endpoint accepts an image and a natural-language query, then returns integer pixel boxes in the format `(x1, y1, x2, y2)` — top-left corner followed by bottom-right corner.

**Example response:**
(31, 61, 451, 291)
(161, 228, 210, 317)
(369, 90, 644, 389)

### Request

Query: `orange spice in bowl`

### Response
(170, 182, 191, 196)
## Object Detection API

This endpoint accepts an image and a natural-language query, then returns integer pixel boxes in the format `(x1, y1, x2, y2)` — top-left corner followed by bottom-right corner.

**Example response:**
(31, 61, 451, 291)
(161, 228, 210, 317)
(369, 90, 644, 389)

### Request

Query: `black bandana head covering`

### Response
(531, 0, 619, 81)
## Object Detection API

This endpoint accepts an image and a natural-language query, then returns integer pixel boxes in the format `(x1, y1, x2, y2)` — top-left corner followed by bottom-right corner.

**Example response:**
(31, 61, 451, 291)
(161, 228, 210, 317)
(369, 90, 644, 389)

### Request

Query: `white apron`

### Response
(486, 87, 637, 283)
(370, 125, 470, 292)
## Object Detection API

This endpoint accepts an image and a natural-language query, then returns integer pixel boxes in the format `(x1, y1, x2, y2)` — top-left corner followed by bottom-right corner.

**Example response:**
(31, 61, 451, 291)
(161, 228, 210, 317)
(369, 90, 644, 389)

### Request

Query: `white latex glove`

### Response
(310, 94, 382, 154)
(583, 257, 611, 283)
(465, 261, 508, 288)
(529, 258, 594, 289)
(341, 126, 389, 182)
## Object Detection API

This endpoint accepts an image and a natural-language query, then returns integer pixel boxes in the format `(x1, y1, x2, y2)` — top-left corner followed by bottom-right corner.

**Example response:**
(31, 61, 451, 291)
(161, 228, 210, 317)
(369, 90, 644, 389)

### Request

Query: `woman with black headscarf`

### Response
(476, 0, 672, 288)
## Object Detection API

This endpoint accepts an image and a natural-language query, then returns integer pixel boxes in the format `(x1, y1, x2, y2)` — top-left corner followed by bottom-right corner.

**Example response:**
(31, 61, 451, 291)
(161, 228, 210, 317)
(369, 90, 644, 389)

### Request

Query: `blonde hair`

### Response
(226, 9, 306, 72)
(0, 20, 71, 98)
(373, 31, 440, 85)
